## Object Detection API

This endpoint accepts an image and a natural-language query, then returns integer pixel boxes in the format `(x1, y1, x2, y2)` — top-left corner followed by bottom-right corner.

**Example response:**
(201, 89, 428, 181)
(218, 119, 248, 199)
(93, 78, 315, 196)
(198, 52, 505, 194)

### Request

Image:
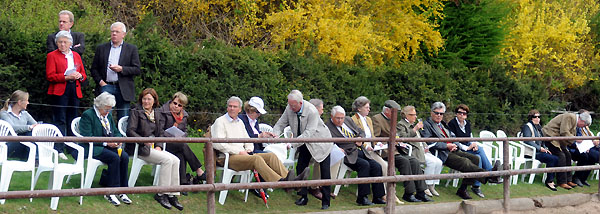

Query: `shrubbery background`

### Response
(1, 0, 599, 135)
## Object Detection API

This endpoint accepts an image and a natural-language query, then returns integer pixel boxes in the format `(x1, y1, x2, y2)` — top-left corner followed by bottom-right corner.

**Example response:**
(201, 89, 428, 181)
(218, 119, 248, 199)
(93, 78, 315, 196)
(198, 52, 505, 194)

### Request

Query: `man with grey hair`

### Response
(91, 21, 141, 120)
(273, 90, 334, 210)
(212, 96, 306, 188)
(542, 110, 592, 189)
(47, 10, 85, 55)
(420, 102, 499, 200)
(325, 105, 386, 206)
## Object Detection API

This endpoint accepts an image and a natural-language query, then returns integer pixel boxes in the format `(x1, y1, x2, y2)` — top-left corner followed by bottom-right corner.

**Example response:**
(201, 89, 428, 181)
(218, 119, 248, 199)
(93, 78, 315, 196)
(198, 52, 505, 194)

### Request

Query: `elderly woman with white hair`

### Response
(78, 92, 131, 206)
(46, 30, 86, 160)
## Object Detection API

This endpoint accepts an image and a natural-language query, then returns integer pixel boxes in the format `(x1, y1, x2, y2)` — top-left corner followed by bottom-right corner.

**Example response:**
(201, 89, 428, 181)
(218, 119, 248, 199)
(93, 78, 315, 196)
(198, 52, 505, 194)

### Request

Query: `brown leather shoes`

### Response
(559, 183, 573, 190)
(567, 182, 578, 187)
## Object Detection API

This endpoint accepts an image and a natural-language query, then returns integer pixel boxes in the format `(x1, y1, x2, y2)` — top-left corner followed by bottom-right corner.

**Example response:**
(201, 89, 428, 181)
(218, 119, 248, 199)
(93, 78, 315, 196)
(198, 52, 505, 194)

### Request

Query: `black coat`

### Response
(90, 42, 141, 101)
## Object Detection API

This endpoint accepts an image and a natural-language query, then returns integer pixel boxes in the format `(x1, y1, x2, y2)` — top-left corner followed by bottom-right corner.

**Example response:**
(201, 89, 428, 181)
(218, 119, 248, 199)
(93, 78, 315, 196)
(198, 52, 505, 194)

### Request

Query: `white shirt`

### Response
(358, 114, 372, 138)
(63, 50, 76, 76)
(106, 41, 123, 82)
(247, 114, 259, 135)
(455, 117, 466, 134)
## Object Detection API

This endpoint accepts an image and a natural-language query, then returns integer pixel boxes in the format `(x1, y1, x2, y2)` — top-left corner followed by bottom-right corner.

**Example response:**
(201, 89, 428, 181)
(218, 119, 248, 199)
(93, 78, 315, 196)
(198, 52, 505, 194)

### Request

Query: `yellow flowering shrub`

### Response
(501, 0, 600, 91)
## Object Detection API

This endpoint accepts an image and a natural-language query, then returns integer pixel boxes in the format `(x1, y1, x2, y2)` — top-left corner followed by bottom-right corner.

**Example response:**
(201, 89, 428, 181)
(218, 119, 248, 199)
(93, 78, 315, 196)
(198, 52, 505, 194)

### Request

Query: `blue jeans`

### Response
(92, 147, 129, 187)
(100, 84, 130, 120)
(536, 152, 559, 183)
(52, 81, 79, 157)
(467, 148, 492, 187)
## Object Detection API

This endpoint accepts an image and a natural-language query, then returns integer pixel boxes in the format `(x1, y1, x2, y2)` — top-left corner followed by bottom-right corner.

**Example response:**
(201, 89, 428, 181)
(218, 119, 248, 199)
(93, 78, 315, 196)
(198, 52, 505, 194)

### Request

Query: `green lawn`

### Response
(1, 142, 599, 213)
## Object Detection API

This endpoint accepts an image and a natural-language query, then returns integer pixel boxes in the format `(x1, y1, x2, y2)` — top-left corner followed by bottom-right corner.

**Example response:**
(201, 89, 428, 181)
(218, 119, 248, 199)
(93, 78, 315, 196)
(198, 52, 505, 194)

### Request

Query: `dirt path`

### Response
(491, 200, 600, 214)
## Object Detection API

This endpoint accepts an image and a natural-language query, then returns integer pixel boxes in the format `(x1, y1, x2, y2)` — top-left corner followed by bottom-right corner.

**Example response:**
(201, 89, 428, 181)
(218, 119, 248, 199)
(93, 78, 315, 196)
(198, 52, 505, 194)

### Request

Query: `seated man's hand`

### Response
(239, 151, 249, 155)
(447, 143, 458, 152)
(259, 131, 276, 138)
(398, 142, 408, 148)
(107, 142, 119, 148)
(468, 143, 478, 151)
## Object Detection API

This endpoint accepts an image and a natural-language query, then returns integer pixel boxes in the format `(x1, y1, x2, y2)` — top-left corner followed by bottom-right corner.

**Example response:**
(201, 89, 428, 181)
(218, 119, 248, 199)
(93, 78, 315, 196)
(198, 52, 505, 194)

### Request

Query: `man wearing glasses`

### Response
(420, 102, 500, 200)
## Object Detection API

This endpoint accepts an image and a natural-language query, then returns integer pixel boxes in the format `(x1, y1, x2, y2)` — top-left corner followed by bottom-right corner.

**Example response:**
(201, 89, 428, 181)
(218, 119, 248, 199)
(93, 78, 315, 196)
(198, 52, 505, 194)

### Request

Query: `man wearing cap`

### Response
(240, 97, 269, 153)
(272, 90, 334, 210)
(212, 96, 308, 185)
(371, 100, 432, 203)
(47, 10, 85, 55)
(420, 102, 499, 200)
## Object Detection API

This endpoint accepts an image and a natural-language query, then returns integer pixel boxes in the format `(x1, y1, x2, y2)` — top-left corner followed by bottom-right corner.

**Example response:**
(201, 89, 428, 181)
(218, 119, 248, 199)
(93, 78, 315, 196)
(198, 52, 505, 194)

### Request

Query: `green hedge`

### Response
(1, 13, 564, 135)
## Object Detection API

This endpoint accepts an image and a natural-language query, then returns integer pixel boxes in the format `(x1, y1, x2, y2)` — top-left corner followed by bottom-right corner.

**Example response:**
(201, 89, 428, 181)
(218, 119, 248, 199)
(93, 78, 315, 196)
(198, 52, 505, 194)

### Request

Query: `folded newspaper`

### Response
(165, 126, 185, 137)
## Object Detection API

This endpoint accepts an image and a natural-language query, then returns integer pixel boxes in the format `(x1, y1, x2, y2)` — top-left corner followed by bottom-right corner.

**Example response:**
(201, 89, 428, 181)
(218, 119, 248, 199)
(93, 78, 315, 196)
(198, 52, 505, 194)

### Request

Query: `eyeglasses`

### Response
(407, 113, 417, 116)
(172, 101, 184, 108)
(432, 111, 445, 115)
(457, 111, 468, 115)
(533, 115, 541, 118)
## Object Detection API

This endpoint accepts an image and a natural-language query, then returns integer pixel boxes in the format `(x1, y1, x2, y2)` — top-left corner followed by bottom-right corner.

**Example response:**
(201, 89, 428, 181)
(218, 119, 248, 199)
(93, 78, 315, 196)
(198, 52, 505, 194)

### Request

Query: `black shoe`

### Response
(581, 180, 591, 187)
(356, 196, 374, 206)
(181, 191, 188, 196)
(321, 205, 330, 210)
(545, 182, 558, 191)
(573, 178, 584, 187)
(485, 176, 501, 184)
(168, 196, 184, 211)
(402, 194, 422, 203)
(471, 187, 485, 198)
(251, 189, 270, 199)
(194, 172, 207, 184)
(295, 197, 308, 206)
(154, 194, 172, 209)
(456, 189, 472, 200)
(372, 197, 387, 204)
(415, 193, 433, 202)
(283, 170, 297, 181)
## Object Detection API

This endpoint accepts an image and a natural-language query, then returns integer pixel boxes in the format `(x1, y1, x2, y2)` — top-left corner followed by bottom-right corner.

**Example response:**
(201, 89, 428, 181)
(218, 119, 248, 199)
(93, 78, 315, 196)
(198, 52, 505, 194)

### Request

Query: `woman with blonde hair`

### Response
(0, 90, 39, 159)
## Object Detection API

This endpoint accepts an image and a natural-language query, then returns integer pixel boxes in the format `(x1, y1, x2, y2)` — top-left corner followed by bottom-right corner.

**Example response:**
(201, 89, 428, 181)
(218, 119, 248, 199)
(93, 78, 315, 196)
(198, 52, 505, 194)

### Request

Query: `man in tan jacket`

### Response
(541, 111, 591, 189)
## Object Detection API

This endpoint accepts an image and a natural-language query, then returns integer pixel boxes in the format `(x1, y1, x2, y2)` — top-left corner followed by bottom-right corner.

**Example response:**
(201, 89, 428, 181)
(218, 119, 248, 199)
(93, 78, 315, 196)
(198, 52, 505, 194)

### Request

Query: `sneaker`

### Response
(104, 195, 121, 206)
(119, 194, 132, 204)
(58, 153, 68, 160)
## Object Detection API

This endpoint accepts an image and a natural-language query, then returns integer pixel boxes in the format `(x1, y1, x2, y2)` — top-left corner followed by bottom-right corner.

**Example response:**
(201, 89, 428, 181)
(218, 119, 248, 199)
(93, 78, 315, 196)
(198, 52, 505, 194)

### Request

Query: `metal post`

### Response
(502, 140, 510, 213)
(385, 109, 398, 214)
(206, 140, 216, 214)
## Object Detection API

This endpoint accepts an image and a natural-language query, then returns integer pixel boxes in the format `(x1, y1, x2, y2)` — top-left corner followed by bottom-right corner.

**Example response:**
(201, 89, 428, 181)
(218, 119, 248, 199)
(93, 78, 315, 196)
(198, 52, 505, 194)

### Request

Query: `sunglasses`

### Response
(532, 115, 541, 118)
(432, 111, 445, 115)
(457, 111, 468, 115)
(172, 101, 184, 108)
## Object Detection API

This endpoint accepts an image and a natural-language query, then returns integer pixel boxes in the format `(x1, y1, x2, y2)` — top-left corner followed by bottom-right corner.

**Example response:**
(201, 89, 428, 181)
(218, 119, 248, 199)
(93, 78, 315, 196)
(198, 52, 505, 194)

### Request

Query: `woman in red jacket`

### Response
(46, 30, 86, 159)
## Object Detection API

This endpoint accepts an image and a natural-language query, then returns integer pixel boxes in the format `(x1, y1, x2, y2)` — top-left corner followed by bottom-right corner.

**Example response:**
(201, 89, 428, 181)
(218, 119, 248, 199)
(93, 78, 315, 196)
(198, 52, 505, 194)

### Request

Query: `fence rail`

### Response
(1, 110, 600, 213)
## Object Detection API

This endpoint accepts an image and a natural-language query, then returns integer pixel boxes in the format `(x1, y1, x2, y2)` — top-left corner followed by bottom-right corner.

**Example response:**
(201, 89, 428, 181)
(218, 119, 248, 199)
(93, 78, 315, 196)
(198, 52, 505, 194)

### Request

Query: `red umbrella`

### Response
(253, 169, 269, 208)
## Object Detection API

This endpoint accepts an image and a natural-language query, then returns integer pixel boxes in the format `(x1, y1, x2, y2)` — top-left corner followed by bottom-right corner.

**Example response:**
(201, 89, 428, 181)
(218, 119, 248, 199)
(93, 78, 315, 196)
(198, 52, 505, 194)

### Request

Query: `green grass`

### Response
(1, 142, 599, 213)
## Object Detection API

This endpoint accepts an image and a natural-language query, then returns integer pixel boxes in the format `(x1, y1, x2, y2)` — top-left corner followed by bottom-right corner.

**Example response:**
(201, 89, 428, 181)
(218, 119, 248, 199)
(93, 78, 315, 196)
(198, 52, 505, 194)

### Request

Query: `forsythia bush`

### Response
(502, 0, 600, 91)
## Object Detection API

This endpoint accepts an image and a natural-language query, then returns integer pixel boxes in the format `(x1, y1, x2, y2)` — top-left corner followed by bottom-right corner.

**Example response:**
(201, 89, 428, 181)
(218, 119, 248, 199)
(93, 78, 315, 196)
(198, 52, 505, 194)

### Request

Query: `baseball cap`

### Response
(249, 97, 267, 114)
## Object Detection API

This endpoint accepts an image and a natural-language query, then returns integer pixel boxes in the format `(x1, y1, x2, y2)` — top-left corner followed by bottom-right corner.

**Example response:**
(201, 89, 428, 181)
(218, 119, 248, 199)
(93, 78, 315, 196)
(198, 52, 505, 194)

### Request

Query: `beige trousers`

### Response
(221, 153, 288, 182)
(139, 149, 180, 196)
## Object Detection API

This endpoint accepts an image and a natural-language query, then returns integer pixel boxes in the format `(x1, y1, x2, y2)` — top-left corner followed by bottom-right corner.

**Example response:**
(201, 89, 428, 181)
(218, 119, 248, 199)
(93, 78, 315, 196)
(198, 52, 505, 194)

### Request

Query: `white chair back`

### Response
(283, 126, 293, 138)
(0, 120, 18, 163)
(118, 116, 129, 137)
(258, 123, 273, 133)
(32, 124, 63, 167)
(71, 117, 82, 137)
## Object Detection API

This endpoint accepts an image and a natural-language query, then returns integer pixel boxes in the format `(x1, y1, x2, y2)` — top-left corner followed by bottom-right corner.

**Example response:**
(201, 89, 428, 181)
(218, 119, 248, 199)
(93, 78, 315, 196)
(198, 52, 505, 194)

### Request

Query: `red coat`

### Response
(46, 49, 86, 98)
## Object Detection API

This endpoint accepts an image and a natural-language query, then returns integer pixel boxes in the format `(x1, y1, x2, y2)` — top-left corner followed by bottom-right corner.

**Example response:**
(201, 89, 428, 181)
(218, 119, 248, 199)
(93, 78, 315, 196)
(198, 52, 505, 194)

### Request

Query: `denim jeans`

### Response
(100, 84, 130, 120)
(467, 148, 492, 187)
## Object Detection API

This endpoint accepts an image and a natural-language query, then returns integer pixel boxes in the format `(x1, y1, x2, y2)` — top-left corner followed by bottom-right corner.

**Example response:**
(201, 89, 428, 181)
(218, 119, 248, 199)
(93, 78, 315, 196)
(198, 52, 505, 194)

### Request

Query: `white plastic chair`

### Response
(497, 130, 526, 184)
(217, 152, 252, 205)
(71, 117, 108, 190)
(282, 126, 297, 170)
(123, 116, 161, 187)
(515, 131, 542, 184)
(0, 120, 36, 204)
(32, 124, 84, 210)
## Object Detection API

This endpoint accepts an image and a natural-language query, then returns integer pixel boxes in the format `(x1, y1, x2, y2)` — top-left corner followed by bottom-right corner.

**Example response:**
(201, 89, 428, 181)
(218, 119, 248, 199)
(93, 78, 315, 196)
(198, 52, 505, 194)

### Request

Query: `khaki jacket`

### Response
(542, 113, 577, 148)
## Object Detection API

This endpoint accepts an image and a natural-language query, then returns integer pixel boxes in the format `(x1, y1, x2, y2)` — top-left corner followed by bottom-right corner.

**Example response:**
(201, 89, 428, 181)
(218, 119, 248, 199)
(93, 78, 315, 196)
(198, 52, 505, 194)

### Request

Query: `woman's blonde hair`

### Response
(2, 90, 29, 111)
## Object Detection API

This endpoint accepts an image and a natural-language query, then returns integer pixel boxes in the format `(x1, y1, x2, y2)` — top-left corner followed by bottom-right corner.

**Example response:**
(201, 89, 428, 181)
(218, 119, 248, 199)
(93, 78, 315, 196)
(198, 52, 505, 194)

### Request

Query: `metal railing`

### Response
(1, 110, 600, 214)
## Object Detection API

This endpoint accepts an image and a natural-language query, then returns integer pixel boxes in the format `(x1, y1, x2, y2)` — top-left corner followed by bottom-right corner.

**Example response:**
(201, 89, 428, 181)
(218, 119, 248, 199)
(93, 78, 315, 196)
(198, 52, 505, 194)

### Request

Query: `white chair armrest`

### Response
(37, 143, 59, 168)
(223, 152, 230, 170)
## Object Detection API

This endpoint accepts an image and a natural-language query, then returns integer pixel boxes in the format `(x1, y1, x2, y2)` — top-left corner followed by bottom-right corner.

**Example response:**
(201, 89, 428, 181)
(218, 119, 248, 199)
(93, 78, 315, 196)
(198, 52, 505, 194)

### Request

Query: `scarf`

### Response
(172, 111, 183, 127)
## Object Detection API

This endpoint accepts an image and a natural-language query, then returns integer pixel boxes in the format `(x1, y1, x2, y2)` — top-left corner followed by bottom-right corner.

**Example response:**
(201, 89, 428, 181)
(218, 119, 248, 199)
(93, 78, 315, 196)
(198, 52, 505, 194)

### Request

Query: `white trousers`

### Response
(424, 152, 443, 185)
(139, 148, 181, 195)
